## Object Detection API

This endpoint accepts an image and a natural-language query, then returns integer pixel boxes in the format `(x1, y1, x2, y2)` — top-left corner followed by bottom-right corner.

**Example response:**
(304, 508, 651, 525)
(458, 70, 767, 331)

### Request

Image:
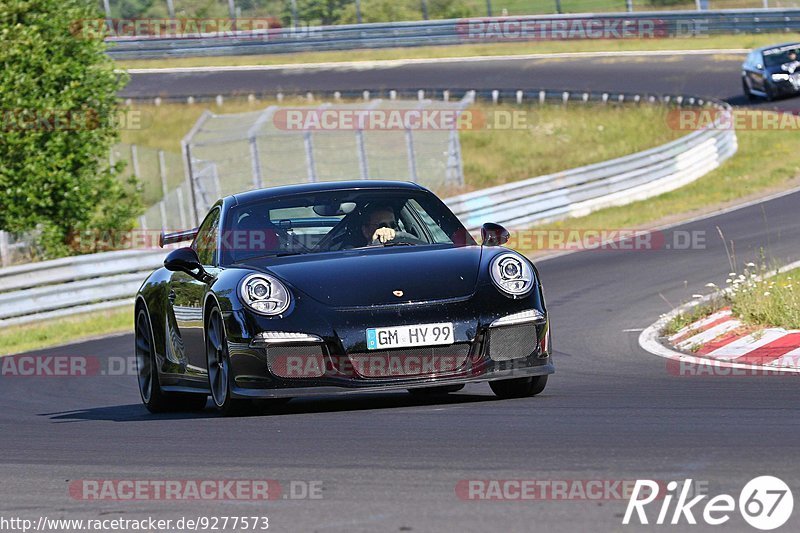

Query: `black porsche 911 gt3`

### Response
(135, 181, 553, 415)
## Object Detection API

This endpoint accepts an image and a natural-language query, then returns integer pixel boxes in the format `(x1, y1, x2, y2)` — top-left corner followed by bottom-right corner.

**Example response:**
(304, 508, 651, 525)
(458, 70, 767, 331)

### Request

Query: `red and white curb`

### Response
(639, 260, 800, 374)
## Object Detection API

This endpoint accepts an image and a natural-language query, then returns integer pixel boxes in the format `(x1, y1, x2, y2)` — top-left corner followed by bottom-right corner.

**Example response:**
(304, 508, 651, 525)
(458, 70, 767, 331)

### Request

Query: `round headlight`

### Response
(240, 274, 291, 316)
(490, 253, 534, 298)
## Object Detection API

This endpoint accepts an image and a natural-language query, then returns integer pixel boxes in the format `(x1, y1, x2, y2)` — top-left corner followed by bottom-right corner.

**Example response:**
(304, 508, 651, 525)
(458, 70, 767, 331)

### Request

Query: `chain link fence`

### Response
(181, 95, 472, 224)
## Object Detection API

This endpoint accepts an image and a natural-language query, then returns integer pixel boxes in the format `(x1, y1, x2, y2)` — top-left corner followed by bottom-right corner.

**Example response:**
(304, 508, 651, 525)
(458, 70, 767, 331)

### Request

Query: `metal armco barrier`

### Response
(0, 92, 737, 328)
(446, 109, 737, 231)
(106, 9, 800, 59)
(0, 250, 165, 328)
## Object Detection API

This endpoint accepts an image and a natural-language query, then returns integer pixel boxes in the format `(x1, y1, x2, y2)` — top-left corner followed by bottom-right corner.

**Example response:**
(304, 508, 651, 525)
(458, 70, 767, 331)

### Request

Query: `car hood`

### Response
(239, 245, 484, 307)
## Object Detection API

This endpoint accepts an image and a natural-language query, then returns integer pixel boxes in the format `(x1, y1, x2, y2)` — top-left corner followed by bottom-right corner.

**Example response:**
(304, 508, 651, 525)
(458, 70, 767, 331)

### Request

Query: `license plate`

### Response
(366, 322, 454, 350)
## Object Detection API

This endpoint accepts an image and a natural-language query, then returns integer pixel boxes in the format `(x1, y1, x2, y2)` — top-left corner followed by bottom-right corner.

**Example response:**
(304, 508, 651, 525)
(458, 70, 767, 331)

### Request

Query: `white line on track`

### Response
(121, 48, 748, 74)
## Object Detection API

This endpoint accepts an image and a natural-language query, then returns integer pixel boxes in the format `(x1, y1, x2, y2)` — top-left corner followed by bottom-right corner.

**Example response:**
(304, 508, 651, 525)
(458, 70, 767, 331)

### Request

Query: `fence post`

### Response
(212, 165, 222, 199)
(304, 131, 317, 182)
(176, 187, 188, 230)
(130, 144, 141, 181)
(356, 128, 369, 180)
(290, 0, 298, 28)
(355, 99, 381, 180)
(0, 231, 9, 267)
(181, 111, 213, 227)
(249, 137, 263, 188)
(182, 142, 199, 226)
(158, 150, 169, 230)
(405, 129, 418, 183)
(445, 93, 472, 187)
(246, 106, 278, 190)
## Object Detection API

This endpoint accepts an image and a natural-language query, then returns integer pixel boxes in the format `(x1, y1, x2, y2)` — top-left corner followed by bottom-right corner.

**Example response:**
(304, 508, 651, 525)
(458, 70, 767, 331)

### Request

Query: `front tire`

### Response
(489, 375, 548, 399)
(135, 308, 207, 413)
(764, 81, 777, 102)
(742, 78, 754, 101)
(206, 307, 251, 416)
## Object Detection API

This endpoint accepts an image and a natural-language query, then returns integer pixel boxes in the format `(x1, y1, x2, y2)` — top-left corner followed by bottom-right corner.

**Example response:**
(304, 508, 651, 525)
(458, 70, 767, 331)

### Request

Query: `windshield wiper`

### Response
(232, 251, 309, 264)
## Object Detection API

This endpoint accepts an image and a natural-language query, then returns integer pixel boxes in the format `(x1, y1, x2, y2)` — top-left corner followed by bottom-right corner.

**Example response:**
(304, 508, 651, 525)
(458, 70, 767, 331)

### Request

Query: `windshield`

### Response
(221, 189, 475, 265)
(763, 46, 800, 68)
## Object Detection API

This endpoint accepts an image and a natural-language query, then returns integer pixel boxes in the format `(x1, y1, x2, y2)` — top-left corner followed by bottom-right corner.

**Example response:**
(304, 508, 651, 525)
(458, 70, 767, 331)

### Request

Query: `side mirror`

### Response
(481, 223, 510, 247)
(164, 247, 212, 282)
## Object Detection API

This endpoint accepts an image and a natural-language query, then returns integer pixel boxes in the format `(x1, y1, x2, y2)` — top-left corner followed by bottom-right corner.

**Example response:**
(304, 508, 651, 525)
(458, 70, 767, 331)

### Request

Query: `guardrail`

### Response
(447, 97, 736, 231)
(0, 90, 737, 328)
(107, 9, 800, 59)
(0, 250, 165, 327)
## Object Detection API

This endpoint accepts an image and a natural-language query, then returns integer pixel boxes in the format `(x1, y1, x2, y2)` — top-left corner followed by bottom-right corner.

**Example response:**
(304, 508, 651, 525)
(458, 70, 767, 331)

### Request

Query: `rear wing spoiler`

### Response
(159, 228, 198, 248)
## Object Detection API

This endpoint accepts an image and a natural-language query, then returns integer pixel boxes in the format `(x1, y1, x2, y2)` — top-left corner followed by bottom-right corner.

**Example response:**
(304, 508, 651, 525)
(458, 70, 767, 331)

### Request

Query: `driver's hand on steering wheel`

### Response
(372, 227, 396, 244)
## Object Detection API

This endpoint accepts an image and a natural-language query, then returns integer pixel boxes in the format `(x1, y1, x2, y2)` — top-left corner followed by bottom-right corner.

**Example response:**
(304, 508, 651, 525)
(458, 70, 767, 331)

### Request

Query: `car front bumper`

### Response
(223, 292, 554, 399)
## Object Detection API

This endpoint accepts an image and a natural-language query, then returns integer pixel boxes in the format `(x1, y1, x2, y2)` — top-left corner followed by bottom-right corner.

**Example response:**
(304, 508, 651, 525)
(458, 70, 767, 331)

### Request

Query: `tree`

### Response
(0, 0, 141, 258)
(282, 0, 352, 26)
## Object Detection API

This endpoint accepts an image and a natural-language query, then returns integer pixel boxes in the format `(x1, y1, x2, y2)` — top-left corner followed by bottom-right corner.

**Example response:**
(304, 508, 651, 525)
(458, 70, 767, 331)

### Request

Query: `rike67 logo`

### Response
(623, 476, 793, 530)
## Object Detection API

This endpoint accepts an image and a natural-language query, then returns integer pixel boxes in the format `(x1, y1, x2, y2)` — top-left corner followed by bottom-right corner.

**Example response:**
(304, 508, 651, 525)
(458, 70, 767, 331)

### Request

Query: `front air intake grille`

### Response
(348, 344, 471, 378)
(266, 345, 326, 378)
(487, 323, 538, 362)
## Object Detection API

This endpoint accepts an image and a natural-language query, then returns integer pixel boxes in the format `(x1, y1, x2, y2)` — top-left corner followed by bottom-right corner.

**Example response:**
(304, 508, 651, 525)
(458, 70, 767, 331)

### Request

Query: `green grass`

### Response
(662, 298, 725, 336)
(0, 306, 133, 356)
(728, 266, 800, 329)
(459, 103, 683, 191)
(663, 266, 800, 336)
(113, 33, 791, 70)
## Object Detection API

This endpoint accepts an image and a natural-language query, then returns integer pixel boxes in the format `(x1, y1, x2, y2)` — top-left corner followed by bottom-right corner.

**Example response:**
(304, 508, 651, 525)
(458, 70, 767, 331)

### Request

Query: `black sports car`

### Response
(135, 181, 553, 415)
(742, 42, 800, 101)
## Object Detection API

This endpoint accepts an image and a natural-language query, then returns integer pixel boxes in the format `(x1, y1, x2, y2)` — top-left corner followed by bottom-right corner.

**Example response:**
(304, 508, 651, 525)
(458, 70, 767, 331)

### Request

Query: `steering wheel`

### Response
(370, 231, 426, 246)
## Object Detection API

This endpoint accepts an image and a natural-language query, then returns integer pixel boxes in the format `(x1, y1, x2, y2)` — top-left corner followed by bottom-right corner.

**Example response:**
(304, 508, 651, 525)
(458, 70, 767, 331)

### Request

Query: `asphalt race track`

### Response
(2, 52, 800, 531)
(121, 52, 800, 113)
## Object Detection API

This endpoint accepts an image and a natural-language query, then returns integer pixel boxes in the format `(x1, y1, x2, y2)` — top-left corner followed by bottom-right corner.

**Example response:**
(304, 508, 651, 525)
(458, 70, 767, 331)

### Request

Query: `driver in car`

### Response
(361, 203, 400, 245)
(782, 49, 800, 73)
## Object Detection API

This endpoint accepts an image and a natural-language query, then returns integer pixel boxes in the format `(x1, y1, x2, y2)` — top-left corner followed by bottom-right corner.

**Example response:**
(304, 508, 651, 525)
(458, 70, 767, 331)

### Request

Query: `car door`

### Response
(169, 207, 221, 377)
